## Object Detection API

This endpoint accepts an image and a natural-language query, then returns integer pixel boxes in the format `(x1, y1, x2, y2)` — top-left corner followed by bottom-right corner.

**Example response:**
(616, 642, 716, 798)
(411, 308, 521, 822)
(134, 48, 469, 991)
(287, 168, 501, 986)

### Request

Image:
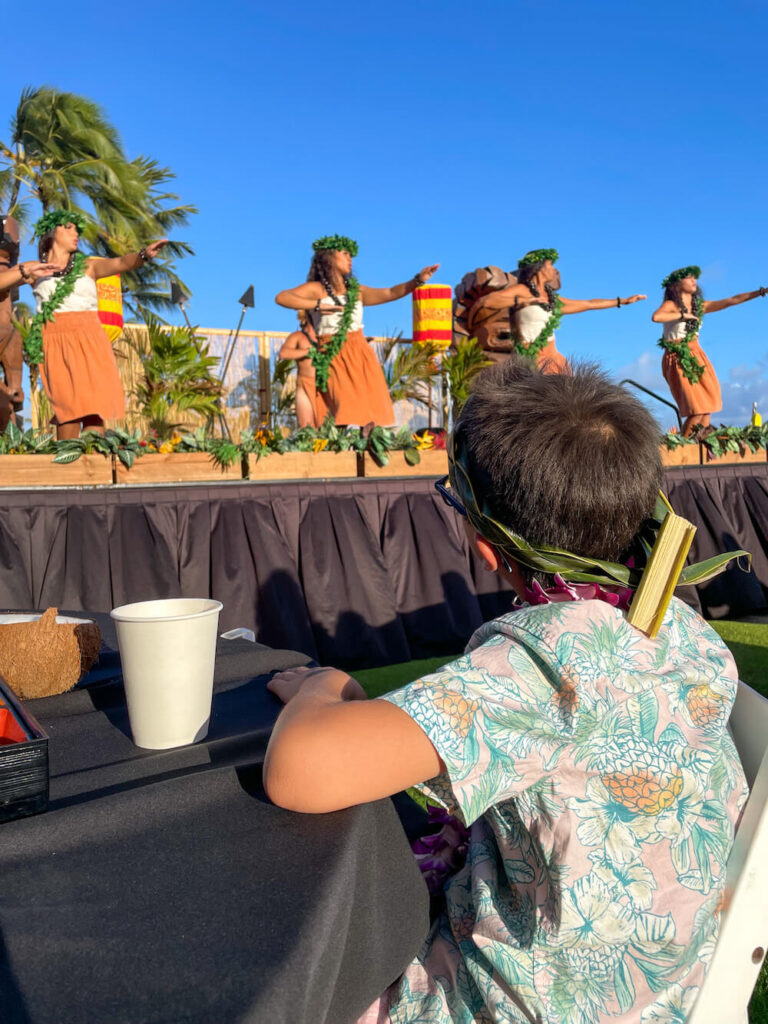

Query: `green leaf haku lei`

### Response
(309, 275, 361, 392)
(448, 421, 750, 589)
(657, 293, 706, 385)
(34, 209, 87, 239)
(513, 295, 564, 361)
(24, 252, 89, 366)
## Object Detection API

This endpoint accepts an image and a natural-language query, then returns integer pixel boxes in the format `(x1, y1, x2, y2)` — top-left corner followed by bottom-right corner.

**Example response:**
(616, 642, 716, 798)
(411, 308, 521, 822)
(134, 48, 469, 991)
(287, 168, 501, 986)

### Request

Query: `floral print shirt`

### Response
(358, 598, 748, 1024)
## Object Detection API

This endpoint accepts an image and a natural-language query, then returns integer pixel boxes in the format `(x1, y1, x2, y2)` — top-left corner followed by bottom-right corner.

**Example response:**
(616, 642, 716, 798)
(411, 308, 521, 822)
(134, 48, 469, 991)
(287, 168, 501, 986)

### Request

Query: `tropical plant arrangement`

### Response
(661, 423, 768, 458)
(440, 337, 492, 419)
(125, 313, 224, 440)
(239, 416, 423, 467)
(0, 422, 143, 468)
(380, 335, 441, 406)
(0, 422, 55, 455)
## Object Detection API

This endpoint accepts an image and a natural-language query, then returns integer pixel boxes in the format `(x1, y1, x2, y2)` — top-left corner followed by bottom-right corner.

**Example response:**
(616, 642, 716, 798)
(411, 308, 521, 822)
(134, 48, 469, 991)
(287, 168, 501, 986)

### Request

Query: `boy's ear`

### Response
(475, 534, 502, 572)
(466, 526, 501, 573)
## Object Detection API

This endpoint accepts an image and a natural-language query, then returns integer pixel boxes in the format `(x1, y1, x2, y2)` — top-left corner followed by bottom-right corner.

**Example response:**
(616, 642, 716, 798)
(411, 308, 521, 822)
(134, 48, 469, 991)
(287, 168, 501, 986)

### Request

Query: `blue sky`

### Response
(6, 0, 768, 426)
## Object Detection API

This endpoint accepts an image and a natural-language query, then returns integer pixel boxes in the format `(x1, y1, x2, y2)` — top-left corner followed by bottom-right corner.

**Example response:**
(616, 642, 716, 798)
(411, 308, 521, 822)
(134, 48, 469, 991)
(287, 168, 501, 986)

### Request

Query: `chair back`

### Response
(687, 680, 768, 1024)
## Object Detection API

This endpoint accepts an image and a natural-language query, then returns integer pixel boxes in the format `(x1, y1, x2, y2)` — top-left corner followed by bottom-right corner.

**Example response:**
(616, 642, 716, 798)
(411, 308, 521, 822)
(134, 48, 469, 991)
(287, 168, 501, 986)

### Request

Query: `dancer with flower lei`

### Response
(653, 266, 766, 436)
(30, 210, 167, 439)
(471, 248, 646, 372)
(276, 235, 438, 426)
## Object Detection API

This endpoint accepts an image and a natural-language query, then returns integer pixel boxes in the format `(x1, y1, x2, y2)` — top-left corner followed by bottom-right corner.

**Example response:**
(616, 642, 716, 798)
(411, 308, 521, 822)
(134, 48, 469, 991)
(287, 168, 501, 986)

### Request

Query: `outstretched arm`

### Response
(560, 294, 646, 315)
(703, 288, 766, 314)
(359, 263, 440, 306)
(0, 261, 63, 290)
(264, 666, 443, 813)
(87, 239, 168, 280)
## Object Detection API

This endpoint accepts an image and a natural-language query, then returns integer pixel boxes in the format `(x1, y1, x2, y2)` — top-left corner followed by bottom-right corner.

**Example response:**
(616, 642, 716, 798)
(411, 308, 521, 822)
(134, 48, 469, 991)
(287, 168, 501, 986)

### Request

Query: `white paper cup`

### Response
(110, 598, 223, 749)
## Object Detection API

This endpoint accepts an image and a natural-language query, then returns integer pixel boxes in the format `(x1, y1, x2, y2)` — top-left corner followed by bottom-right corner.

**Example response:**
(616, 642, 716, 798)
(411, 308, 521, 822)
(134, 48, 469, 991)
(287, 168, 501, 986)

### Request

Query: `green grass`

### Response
(711, 620, 768, 699)
(356, 621, 768, 1023)
(355, 656, 449, 699)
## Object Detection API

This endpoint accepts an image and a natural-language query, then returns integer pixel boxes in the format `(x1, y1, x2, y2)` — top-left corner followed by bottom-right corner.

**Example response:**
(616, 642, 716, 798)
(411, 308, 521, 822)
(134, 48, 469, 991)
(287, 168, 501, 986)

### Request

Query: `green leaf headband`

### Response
(518, 248, 559, 269)
(662, 266, 701, 288)
(34, 209, 87, 238)
(312, 235, 359, 257)
(448, 421, 749, 589)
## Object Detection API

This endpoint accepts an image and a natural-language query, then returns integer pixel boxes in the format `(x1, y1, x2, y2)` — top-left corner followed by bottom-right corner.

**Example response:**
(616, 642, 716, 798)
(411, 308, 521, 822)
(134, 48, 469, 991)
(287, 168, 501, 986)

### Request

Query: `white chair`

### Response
(687, 680, 768, 1024)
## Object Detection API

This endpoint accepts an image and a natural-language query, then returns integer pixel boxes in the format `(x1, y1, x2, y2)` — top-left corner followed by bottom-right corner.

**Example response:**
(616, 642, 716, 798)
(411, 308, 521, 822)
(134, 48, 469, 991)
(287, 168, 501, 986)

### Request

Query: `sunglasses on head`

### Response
(435, 475, 467, 517)
(434, 475, 514, 573)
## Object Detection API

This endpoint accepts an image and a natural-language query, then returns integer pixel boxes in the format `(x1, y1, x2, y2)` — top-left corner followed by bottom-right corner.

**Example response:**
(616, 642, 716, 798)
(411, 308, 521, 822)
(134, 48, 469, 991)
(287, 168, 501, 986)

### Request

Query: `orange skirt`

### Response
(41, 311, 125, 424)
(662, 336, 722, 417)
(536, 337, 569, 374)
(320, 329, 395, 427)
(296, 372, 329, 429)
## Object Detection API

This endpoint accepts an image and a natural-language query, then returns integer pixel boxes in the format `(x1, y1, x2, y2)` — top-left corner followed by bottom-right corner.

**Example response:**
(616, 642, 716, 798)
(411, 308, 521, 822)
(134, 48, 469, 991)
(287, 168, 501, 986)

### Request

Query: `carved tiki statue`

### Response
(0, 215, 24, 430)
(452, 265, 519, 363)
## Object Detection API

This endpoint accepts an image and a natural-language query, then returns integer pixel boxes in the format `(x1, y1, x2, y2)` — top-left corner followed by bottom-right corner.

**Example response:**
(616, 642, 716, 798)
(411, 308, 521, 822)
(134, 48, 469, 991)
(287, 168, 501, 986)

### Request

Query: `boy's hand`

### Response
(267, 666, 367, 704)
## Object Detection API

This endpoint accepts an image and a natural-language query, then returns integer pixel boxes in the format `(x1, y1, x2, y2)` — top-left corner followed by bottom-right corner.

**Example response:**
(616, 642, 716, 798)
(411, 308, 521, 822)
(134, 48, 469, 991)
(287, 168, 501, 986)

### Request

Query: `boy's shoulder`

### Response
(464, 596, 736, 691)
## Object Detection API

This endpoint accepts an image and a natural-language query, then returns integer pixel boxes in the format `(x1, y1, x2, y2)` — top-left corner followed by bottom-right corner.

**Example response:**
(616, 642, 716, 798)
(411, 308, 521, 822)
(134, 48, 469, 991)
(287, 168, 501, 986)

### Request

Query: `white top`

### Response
(33, 271, 98, 314)
(513, 303, 555, 344)
(308, 293, 364, 336)
(662, 316, 699, 341)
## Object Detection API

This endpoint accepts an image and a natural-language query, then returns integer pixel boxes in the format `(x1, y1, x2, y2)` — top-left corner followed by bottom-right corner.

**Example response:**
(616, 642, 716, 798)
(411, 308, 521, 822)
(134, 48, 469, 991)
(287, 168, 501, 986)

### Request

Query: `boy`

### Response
(265, 358, 747, 1024)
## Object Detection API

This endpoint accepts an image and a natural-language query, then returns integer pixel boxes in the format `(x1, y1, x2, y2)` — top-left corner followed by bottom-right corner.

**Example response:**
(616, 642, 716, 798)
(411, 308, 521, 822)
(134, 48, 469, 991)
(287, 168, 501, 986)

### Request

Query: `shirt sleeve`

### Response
(381, 639, 573, 826)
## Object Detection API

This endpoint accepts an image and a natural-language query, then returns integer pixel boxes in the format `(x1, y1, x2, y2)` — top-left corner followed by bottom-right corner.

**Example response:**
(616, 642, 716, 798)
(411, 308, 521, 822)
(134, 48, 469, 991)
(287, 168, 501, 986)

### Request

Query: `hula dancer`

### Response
(653, 266, 766, 436)
(276, 235, 438, 426)
(29, 210, 166, 439)
(472, 248, 646, 371)
(278, 314, 329, 429)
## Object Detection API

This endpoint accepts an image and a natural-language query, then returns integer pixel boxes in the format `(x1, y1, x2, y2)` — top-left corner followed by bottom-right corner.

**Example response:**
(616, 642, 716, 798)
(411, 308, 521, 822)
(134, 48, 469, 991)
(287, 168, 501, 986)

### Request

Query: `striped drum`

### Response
(412, 284, 452, 348)
(96, 275, 123, 342)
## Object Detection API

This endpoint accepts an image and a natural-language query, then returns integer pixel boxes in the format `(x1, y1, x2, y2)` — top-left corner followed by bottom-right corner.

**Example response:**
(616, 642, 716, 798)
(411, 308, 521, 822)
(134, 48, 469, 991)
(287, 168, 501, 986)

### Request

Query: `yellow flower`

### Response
(158, 441, 174, 453)
(413, 432, 434, 450)
(312, 438, 329, 452)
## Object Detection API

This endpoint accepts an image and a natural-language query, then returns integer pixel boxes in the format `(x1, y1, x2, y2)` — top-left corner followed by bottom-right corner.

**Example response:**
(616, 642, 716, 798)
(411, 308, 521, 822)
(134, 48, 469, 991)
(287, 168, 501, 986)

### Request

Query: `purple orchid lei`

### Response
(522, 572, 633, 611)
(411, 804, 471, 894)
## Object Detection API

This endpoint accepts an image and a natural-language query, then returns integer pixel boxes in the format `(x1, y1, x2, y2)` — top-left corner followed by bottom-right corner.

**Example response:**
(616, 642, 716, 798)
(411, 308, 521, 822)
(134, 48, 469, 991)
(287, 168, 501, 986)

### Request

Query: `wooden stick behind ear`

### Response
(627, 513, 697, 638)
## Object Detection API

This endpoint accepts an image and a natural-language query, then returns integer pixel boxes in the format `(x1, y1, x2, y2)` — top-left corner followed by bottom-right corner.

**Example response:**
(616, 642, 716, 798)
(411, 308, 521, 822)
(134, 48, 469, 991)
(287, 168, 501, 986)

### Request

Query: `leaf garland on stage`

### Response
(309, 275, 361, 392)
(657, 295, 706, 385)
(23, 252, 89, 366)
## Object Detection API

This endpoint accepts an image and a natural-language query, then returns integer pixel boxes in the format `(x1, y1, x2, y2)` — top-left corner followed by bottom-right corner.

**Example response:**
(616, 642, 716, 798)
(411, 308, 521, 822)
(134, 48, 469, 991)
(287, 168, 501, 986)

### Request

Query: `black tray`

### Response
(0, 676, 49, 823)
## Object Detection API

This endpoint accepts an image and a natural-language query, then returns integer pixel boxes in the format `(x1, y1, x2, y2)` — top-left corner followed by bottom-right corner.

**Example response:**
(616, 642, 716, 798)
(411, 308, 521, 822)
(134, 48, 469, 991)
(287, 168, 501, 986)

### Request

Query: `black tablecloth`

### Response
(0, 615, 430, 1024)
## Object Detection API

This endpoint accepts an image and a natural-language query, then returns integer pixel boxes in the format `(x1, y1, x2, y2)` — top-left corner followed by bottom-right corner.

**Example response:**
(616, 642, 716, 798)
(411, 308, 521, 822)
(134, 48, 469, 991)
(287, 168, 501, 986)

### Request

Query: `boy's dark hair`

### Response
(458, 358, 662, 581)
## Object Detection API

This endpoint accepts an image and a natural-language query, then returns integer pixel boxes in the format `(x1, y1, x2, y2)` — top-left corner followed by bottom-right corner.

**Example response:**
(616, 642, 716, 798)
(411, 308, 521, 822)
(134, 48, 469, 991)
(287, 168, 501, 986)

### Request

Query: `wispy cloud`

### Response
(615, 349, 768, 429)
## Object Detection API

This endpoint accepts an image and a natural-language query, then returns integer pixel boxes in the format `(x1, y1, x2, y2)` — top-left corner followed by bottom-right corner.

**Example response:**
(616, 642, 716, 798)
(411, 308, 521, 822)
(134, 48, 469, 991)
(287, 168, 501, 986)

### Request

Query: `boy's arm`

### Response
(264, 667, 444, 813)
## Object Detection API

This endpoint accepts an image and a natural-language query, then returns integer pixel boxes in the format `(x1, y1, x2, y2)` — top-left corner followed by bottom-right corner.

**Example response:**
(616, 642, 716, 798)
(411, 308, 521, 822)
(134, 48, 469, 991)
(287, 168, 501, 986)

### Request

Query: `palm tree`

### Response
(126, 313, 223, 439)
(0, 86, 196, 314)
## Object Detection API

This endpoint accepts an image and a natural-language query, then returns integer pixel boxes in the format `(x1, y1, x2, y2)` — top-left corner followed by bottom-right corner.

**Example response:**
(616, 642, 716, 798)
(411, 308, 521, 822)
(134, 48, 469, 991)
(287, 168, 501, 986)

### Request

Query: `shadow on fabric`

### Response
(0, 927, 32, 1024)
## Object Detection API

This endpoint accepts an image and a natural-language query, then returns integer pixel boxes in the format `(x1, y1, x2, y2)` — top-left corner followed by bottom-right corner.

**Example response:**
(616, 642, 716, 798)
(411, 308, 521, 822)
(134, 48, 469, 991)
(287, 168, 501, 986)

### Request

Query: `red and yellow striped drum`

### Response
(412, 283, 452, 348)
(96, 275, 123, 343)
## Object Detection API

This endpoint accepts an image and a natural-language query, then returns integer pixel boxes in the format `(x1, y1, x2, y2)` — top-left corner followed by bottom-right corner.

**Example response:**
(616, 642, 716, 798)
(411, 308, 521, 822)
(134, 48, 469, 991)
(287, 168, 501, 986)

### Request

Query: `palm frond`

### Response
(3, 86, 195, 312)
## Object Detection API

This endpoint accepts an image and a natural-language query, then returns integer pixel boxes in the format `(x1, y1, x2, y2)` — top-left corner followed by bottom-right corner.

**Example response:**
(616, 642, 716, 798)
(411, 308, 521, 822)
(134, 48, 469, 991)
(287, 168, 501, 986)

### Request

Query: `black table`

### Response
(0, 613, 430, 1024)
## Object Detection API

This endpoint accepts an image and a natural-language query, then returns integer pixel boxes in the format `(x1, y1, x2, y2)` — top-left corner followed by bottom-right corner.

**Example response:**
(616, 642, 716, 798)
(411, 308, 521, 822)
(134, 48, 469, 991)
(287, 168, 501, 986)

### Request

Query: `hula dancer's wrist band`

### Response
(18, 263, 30, 281)
(617, 297, 621, 308)
(138, 248, 150, 263)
